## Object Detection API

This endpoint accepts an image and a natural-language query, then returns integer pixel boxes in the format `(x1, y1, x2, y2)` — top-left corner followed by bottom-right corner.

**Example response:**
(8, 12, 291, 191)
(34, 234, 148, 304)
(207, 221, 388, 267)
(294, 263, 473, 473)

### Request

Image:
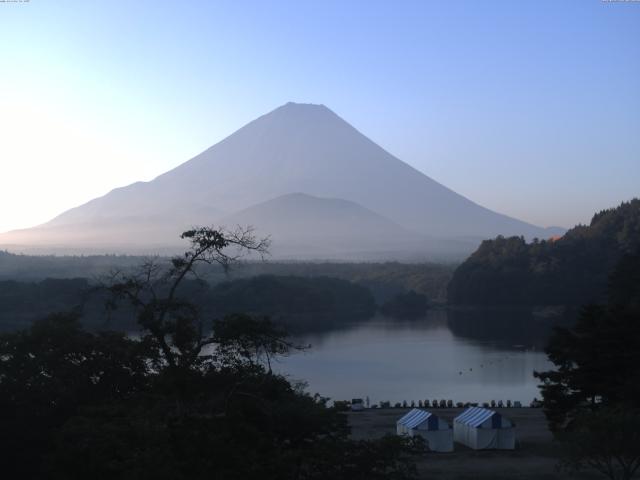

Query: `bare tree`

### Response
(103, 226, 270, 369)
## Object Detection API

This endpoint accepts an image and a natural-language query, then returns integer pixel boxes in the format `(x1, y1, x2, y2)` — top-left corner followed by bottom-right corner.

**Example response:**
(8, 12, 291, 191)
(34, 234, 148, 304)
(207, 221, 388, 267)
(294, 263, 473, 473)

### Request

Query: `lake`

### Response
(276, 309, 557, 406)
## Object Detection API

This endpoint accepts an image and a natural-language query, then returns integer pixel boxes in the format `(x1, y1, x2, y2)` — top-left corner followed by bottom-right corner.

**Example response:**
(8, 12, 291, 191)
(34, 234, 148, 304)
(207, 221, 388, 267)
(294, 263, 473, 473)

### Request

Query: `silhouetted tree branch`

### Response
(102, 226, 270, 368)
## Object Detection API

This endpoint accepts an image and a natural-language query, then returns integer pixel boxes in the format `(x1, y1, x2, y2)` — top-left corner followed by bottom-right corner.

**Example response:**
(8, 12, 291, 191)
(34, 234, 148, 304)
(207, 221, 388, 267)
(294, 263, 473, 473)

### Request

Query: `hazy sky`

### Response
(1, 0, 638, 233)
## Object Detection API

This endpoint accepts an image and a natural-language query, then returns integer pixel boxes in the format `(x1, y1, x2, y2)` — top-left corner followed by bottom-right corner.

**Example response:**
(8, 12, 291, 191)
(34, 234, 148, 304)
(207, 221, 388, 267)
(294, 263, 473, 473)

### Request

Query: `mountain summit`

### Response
(0, 102, 562, 258)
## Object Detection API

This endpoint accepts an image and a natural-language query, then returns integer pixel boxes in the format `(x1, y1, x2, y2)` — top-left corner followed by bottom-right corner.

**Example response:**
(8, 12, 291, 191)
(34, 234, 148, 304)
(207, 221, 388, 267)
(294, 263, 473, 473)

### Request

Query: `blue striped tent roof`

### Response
(454, 407, 501, 428)
(397, 409, 439, 430)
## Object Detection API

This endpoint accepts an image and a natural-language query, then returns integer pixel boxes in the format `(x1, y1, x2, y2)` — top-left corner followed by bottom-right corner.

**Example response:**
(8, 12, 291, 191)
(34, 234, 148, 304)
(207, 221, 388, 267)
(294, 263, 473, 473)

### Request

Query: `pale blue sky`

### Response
(1, 0, 638, 232)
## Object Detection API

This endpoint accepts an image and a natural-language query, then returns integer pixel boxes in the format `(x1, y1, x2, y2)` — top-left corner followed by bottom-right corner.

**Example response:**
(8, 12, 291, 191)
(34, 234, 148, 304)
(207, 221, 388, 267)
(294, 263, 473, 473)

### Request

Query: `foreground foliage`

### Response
(557, 408, 640, 480)
(535, 252, 640, 480)
(0, 227, 421, 479)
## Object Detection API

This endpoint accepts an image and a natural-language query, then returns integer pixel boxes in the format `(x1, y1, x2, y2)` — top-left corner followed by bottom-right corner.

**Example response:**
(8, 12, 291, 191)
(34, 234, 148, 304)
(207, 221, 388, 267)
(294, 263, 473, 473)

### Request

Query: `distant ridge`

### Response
(220, 193, 428, 259)
(0, 102, 564, 259)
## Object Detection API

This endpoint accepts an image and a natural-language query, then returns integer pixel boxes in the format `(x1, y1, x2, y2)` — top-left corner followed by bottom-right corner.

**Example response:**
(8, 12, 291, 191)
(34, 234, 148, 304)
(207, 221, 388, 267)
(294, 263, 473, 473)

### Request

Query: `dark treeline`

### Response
(0, 251, 143, 281)
(0, 251, 453, 303)
(379, 291, 429, 319)
(0, 278, 93, 331)
(0, 275, 378, 333)
(210, 275, 376, 322)
(448, 199, 640, 306)
(229, 261, 452, 304)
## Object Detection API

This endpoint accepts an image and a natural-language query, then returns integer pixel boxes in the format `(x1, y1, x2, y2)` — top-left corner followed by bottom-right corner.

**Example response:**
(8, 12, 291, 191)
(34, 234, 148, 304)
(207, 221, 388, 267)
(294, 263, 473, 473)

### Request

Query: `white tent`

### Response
(396, 409, 453, 452)
(453, 407, 515, 450)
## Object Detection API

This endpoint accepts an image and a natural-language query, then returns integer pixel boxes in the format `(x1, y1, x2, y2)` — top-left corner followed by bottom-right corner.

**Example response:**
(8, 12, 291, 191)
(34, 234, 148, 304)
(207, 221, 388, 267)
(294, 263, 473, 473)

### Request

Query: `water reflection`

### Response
(447, 307, 564, 349)
(275, 309, 559, 405)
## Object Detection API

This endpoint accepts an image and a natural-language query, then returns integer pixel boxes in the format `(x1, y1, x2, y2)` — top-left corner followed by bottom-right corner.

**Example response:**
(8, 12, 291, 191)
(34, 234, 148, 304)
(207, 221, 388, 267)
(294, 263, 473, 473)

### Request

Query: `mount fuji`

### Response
(0, 102, 563, 259)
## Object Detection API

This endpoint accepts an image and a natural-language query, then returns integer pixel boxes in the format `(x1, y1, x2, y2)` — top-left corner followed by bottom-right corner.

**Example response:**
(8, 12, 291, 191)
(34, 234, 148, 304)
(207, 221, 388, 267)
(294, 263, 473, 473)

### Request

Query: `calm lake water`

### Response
(276, 309, 556, 406)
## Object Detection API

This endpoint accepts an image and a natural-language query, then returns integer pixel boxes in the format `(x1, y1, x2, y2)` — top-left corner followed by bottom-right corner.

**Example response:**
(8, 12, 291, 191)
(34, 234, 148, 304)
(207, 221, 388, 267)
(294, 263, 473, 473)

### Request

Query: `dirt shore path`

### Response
(347, 408, 600, 480)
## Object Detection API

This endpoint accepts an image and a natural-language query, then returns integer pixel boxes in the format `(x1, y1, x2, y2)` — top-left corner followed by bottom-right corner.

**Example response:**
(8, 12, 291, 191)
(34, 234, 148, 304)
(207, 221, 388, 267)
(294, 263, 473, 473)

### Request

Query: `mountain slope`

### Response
(1, 102, 561, 257)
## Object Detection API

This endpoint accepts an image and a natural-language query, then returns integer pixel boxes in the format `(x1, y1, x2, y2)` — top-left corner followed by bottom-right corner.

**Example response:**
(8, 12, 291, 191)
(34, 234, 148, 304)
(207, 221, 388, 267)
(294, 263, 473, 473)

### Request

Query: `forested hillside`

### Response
(447, 199, 640, 305)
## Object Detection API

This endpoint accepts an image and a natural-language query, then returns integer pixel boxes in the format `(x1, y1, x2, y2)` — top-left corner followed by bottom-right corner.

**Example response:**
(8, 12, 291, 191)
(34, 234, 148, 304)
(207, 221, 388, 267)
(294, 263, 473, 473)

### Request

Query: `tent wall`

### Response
(411, 429, 454, 452)
(497, 428, 515, 449)
(453, 422, 473, 447)
(453, 423, 515, 450)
